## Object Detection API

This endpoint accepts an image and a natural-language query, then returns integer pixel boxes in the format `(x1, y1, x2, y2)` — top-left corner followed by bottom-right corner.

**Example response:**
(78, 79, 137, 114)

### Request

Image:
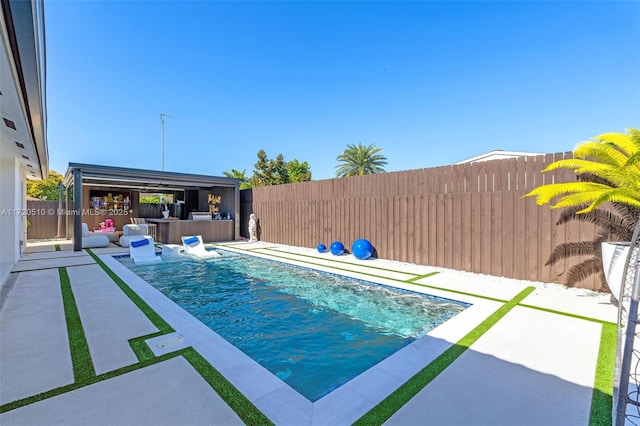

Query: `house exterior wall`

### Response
(0, 156, 27, 283)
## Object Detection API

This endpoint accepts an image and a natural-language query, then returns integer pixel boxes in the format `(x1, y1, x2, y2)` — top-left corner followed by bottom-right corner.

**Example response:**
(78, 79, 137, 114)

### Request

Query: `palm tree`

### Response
(223, 169, 251, 190)
(525, 128, 640, 213)
(335, 143, 387, 178)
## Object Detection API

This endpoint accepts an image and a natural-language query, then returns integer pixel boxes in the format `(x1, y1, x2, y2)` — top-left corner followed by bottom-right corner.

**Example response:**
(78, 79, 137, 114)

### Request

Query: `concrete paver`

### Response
(0, 269, 74, 404)
(0, 357, 245, 426)
(11, 256, 95, 272)
(67, 264, 158, 375)
(0, 240, 620, 425)
(385, 307, 602, 425)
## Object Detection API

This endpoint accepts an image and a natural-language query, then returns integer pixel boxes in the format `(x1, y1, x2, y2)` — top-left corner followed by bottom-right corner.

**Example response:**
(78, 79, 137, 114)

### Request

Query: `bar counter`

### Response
(145, 219, 234, 244)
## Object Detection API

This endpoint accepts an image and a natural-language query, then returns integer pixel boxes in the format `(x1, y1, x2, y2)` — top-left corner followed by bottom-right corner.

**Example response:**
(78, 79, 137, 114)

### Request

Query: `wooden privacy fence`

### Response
(243, 151, 604, 291)
(26, 200, 60, 239)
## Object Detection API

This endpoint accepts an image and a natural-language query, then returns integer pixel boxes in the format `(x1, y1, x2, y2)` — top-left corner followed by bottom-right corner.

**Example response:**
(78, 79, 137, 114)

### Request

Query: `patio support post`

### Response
(73, 169, 83, 251)
(56, 182, 63, 238)
(234, 184, 240, 240)
(65, 185, 70, 238)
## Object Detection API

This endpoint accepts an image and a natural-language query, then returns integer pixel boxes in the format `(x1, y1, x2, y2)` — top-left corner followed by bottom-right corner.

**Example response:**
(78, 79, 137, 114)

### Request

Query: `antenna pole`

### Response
(160, 112, 173, 171)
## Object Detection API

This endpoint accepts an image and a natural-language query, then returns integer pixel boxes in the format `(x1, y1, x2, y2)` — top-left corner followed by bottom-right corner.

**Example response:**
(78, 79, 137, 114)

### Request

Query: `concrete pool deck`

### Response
(0, 239, 617, 425)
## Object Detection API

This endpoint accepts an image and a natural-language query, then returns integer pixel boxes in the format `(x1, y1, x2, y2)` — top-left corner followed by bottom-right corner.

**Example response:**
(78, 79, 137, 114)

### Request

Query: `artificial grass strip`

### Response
(85, 249, 173, 334)
(264, 247, 421, 277)
(58, 267, 96, 382)
(128, 332, 165, 362)
(55, 244, 61, 251)
(229, 247, 504, 303)
(353, 286, 535, 426)
(520, 303, 616, 326)
(589, 322, 616, 426)
(0, 350, 186, 414)
(406, 272, 440, 282)
(85, 249, 270, 423)
(183, 348, 274, 426)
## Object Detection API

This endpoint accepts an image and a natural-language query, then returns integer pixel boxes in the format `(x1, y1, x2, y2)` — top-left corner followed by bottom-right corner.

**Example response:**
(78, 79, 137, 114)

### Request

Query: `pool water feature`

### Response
(119, 251, 468, 401)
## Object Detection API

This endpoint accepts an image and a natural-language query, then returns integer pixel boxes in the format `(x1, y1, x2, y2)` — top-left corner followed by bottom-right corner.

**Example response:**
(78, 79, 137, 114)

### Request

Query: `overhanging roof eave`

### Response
(63, 163, 240, 190)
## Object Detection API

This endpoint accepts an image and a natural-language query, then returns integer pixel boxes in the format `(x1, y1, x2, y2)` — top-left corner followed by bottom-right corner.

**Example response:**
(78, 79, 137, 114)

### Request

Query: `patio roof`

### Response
(62, 163, 241, 251)
(62, 163, 240, 192)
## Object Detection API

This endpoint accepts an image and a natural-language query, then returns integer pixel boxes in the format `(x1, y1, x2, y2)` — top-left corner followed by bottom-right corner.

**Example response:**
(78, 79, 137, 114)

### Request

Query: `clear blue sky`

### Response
(45, 1, 639, 181)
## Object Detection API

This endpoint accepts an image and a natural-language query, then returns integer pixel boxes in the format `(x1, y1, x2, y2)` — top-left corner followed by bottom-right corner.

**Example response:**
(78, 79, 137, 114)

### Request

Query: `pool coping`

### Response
(2, 241, 616, 425)
(97, 243, 607, 425)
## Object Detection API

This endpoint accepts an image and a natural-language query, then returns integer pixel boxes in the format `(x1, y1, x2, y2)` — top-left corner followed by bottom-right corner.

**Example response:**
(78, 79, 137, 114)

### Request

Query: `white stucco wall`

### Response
(0, 155, 26, 285)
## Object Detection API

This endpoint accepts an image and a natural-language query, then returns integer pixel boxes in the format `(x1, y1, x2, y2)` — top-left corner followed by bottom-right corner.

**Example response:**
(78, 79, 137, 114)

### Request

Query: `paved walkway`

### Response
(0, 240, 618, 425)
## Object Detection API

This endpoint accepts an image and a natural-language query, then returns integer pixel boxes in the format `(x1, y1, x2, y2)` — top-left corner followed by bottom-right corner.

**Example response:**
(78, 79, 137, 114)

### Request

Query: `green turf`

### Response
(353, 286, 535, 426)
(85, 249, 173, 333)
(86, 249, 272, 423)
(406, 271, 440, 282)
(129, 332, 165, 362)
(589, 322, 616, 426)
(223, 247, 506, 303)
(183, 348, 274, 426)
(55, 244, 61, 251)
(519, 303, 616, 326)
(58, 267, 96, 382)
(263, 247, 422, 276)
(3, 248, 618, 425)
(0, 349, 186, 414)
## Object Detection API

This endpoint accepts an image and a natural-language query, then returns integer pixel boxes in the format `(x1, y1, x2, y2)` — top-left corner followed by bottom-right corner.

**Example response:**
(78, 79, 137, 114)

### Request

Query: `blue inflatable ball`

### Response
(330, 241, 345, 256)
(352, 239, 373, 260)
(317, 244, 327, 253)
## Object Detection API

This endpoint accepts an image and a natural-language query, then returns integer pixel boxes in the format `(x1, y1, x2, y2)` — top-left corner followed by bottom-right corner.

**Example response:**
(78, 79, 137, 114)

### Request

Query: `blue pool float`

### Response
(317, 244, 327, 253)
(352, 239, 373, 260)
(330, 241, 344, 256)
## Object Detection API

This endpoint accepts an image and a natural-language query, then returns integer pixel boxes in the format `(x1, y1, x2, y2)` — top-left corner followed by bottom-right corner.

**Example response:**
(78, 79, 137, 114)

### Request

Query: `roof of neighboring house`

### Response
(456, 150, 545, 165)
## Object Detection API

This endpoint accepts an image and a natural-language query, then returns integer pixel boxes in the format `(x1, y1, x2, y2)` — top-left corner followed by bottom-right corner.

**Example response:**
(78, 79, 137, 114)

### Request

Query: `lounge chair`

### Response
(120, 224, 151, 248)
(181, 235, 221, 258)
(129, 237, 162, 264)
(81, 223, 110, 248)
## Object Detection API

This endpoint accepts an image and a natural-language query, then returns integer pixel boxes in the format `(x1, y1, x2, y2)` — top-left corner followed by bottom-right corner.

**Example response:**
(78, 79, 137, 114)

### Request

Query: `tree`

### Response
(286, 159, 312, 183)
(26, 170, 64, 200)
(335, 143, 387, 178)
(543, 173, 640, 290)
(525, 128, 640, 292)
(525, 128, 640, 213)
(223, 169, 252, 190)
(250, 150, 309, 187)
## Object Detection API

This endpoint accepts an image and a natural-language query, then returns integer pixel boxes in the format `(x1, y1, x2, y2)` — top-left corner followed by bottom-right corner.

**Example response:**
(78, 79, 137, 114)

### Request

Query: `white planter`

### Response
(602, 242, 632, 302)
(162, 210, 170, 219)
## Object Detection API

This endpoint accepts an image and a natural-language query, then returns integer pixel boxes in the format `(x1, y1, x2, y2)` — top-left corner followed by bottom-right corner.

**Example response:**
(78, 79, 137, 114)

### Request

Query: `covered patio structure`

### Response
(62, 163, 241, 251)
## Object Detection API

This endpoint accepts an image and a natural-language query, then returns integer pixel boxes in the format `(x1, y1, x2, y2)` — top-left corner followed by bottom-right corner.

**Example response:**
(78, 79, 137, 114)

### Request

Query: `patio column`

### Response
(73, 169, 82, 251)
(234, 184, 240, 240)
(65, 185, 71, 238)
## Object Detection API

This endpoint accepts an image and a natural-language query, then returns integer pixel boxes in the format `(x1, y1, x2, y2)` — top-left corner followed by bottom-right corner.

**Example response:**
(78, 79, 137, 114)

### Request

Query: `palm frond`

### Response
(593, 132, 637, 157)
(524, 182, 610, 205)
(574, 141, 630, 167)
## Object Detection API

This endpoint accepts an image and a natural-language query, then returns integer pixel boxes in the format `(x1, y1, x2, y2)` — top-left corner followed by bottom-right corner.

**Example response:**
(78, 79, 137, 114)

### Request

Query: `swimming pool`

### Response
(119, 250, 468, 401)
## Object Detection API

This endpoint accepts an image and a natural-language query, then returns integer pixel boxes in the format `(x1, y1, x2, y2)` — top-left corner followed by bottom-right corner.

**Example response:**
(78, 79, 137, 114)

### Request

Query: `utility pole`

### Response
(160, 112, 173, 171)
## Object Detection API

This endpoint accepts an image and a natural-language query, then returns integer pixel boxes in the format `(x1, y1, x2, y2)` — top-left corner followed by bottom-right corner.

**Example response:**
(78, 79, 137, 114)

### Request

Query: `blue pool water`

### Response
(119, 250, 468, 401)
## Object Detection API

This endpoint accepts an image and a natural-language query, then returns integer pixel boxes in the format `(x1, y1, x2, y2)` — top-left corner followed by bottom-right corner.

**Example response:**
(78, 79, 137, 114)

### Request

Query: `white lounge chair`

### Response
(129, 237, 162, 264)
(120, 224, 151, 248)
(81, 223, 110, 248)
(181, 235, 220, 258)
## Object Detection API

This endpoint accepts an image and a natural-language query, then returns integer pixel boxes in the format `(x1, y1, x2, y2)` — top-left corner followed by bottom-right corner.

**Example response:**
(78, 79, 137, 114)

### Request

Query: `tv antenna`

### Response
(160, 112, 174, 171)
